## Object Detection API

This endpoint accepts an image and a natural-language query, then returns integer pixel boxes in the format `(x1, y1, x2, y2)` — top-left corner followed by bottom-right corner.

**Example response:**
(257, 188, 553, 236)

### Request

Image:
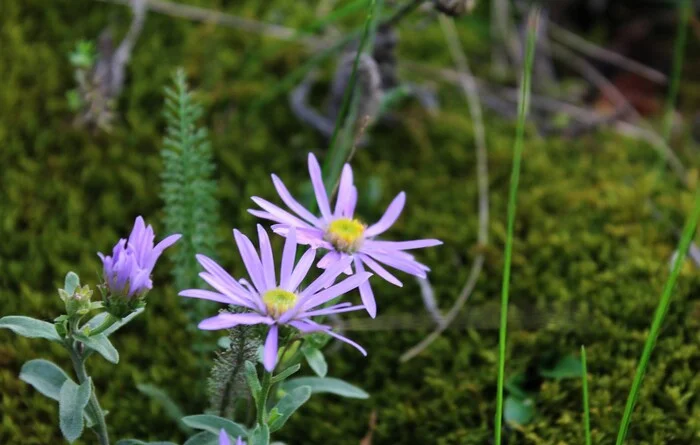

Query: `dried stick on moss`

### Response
(550, 42, 688, 185)
(494, 9, 538, 445)
(615, 189, 700, 444)
(400, 14, 489, 363)
(547, 21, 666, 84)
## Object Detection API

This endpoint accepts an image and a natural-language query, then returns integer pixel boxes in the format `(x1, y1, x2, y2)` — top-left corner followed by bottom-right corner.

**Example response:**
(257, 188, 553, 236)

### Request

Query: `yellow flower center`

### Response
(325, 218, 366, 253)
(262, 288, 298, 318)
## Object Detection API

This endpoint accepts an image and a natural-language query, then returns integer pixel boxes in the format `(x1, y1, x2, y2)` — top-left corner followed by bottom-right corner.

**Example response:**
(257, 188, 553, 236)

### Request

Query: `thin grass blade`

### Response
(494, 8, 540, 445)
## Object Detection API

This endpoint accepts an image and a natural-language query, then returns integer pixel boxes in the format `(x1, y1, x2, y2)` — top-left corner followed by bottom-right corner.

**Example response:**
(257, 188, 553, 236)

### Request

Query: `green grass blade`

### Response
(494, 8, 539, 445)
(322, 0, 381, 194)
(248, 32, 357, 115)
(581, 345, 591, 445)
(615, 189, 700, 444)
(661, 0, 691, 144)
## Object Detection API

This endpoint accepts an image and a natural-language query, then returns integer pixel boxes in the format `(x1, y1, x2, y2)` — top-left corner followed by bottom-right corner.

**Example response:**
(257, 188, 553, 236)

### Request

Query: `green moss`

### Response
(1, 1, 700, 444)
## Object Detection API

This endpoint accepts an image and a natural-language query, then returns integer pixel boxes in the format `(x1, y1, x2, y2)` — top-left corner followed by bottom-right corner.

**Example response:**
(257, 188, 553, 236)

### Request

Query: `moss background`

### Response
(2, 1, 700, 444)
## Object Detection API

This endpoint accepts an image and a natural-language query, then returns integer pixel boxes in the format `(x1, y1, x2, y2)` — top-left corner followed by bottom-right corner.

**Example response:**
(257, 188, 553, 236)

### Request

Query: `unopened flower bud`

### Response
(98, 216, 180, 318)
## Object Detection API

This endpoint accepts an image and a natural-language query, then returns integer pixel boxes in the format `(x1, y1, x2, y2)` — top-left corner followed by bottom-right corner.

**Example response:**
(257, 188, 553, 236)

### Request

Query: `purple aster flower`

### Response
(180, 225, 371, 372)
(218, 429, 245, 445)
(248, 153, 442, 318)
(98, 216, 181, 307)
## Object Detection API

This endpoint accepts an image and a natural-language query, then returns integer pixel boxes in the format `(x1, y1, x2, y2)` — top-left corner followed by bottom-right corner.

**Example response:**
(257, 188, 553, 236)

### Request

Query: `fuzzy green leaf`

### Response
(183, 432, 218, 445)
(245, 361, 262, 405)
(272, 363, 301, 383)
(181, 414, 247, 437)
(250, 423, 270, 445)
(0, 316, 62, 342)
(504, 396, 535, 427)
(59, 378, 91, 443)
(301, 344, 328, 378)
(540, 354, 583, 379)
(83, 308, 144, 337)
(268, 385, 311, 432)
(19, 359, 72, 401)
(63, 271, 80, 295)
(74, 332, 119, 364)
(280, 377, 369, 399)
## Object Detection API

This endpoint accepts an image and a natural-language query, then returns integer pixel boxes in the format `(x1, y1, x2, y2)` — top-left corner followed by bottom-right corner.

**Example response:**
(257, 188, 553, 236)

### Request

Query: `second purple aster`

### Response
(249, 153, 442, 318)
(180, 225, 371, 372)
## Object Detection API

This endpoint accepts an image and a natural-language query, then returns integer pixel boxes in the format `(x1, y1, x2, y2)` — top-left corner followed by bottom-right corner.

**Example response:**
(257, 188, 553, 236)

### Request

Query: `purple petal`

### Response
(317, 251, 341, 269)
(364, 251, 429, 278)
(364, 192, 406, 237)
(302, 272, 372, 310)
(272, 225, 331, 249)
(179, 289, 235, 305)
(307, 153, 332, 221)
(334, 164, 354, 218)
(327, 330, 367, 356)
(299, 256, 353, 299)
(365, 239, 443, 251)
(280, 226, 297, 289)
(251, 197, 311, 228)
(357, 254, 403, 287)
(248, 209, 277, 222)
(354, 258, 377, 318)
(272, 174, 322, 226)
(344, 186, 358, 218)
(219, 430, 232, 445)
(301, 304, 366, 318)
(263, 325, 279, 372)
(198, 313, 272, 330)
(233, 229, 267, 294)
(257, 225, 276, 289)
(236, 437, 245, 445)
(288, 320, 331, 333)
(286, 249, 316, 292)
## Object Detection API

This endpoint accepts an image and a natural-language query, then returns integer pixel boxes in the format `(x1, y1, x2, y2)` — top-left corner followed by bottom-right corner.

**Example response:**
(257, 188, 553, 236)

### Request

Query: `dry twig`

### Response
(401, 15, 489, 362)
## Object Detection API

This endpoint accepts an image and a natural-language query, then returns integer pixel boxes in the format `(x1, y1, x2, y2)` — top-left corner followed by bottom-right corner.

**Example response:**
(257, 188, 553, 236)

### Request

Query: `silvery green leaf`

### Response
(271, 364, 300, 383)
(59, 378, 91, 443)
(504, 395, 535, 426)
(19, 359, 72, 401)
(268, 385, 311, 432)
(181, 414, 247, 437)
(301, 344, 327, 378)
(245, 361, 261, 405)
(250, 423, 270, 445)
(539, 354, 583, 380)
(183, 432, 218, 445)
(0, 316, 62, 342)
(83, 308, 144, 337)
(74, 332, 119, 364)
(64, 272, 80, 296)
(280, 377, 369, 399)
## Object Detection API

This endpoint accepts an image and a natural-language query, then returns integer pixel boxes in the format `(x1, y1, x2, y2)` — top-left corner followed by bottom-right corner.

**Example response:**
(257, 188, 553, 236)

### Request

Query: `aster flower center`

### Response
(262, 288, 298, 318)
(324, 218, 366, 253)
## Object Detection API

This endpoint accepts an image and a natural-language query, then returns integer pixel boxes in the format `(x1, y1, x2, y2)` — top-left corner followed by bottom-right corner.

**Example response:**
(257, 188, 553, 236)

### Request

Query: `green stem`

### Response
(615, 188, 700, 444)
(494, 8, 539, 445)
(69, 343, 110, 445)
(257, 370, 273, 427)
(88, 313, 118, 336)
(581, 345, 591, 445)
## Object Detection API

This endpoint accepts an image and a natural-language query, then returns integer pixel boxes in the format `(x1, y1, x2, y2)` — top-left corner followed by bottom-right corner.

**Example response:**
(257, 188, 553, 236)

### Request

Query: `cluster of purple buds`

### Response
(99, 216, 181, 317)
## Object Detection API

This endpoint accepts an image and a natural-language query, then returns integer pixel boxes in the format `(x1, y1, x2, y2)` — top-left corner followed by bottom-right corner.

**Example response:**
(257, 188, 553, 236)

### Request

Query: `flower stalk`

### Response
(68, 340, 110, 445)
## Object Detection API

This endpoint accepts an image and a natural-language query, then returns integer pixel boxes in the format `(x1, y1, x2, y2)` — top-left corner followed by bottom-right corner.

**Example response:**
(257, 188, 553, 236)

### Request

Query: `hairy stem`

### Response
(257, 370, 273, 427)
(69, 343, 110, 445)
